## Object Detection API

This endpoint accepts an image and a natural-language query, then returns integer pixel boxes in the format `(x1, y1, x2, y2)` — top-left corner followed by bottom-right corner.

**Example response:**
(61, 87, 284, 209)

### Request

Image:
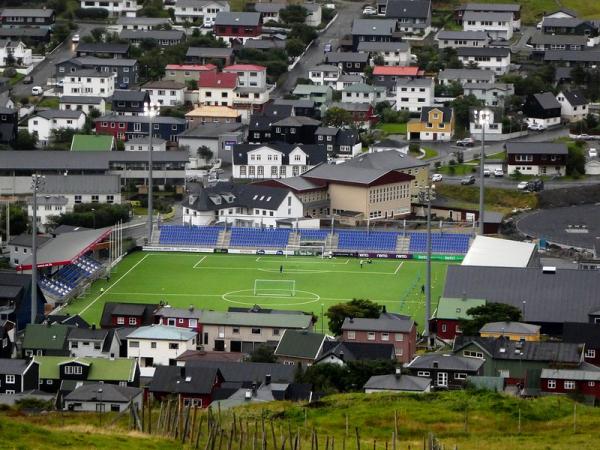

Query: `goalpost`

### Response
(253, 279, 296, 297)
(284, 245, 326, 258)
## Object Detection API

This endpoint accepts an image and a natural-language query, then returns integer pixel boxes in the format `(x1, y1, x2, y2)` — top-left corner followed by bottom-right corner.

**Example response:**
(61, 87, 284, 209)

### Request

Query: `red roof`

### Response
(166, 64, 217, 72)
(224, 64, 267, 72)
(372, 66, 423, 76)
(198, 71, 238, 89)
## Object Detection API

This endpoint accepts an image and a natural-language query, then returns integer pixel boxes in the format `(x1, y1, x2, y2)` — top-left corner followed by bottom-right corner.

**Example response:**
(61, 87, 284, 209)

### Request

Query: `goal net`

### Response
(285, 245, 326, 258)
(253, 279, 296, 297)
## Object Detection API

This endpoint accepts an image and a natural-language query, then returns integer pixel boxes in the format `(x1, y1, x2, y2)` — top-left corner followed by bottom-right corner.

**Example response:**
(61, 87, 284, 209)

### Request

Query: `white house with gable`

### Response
(28, 110, 86, 145)
(126, 325, 197, 369)
(62, 70, 116, 98)
(80, 0, 141, 17)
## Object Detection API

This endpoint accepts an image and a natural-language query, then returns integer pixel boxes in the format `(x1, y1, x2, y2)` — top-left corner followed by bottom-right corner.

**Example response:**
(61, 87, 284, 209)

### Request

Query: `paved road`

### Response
(273, 1, 363, 97)
(441, 174, 600, 190)
(12, 23, 98, 98)
(511, 26, 536, 54)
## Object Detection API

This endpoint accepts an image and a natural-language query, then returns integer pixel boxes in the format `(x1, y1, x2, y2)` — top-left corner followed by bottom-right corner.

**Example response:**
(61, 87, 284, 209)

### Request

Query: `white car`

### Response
(517, 181, 528, 190)
(494, 168, 504, 177)
(363, 6, 376, 15)
(31, 86, 43, 96)
(590, 148, 598, 158)
(528, 123, 546, 131)
(71, 34, 80, 43)
(483, 168, 491, 177)
(431, 173, 443, 182)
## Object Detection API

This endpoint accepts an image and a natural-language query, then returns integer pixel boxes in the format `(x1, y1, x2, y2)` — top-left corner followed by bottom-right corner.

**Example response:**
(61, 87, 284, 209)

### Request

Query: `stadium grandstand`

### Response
(150, 225, 475, 258)
(16, 227, 117, 305)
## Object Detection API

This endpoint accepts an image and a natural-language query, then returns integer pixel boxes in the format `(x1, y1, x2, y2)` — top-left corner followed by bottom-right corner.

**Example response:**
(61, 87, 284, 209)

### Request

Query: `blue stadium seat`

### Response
(336, 230, 398, 252)
(408, 233, 471, 254)
(158, 225, 223, 246)
(229, 227, 291, 248)
(297, 229, 330, 241)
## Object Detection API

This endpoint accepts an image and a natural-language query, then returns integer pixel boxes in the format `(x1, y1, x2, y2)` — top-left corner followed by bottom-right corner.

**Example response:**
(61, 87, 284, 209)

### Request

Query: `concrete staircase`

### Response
(325, 233, 339, 253)
(216, 230, 231, 248)
(395, 235, 411, 254)
(287, 231, 300, 248)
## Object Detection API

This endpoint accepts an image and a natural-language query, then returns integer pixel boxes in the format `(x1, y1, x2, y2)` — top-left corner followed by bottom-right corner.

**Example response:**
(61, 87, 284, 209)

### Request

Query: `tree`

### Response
(323, 107, 353, 128)
(326, 299, 383, 336)
(459, 303, 523, 336)
(298, 360, 396, 393)
(288, 24, 317, 45)
(249, 345, 277, 363)
(566, 142, 586, 177)
(571, 65, 587, 86)
(286, 38, 306, 58)
(198, 145, 213, 162)
(0, 203, 28, 238)
(280, 5, 308, 24)
(13, 130, 38, 149)
(49, 203, 131, 229)
(450, 95, 484, 131)
(50, 128, 77, 149)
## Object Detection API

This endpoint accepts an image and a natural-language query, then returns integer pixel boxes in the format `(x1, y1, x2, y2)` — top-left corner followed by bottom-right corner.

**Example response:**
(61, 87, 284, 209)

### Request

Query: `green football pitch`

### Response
(60, 252, 452, 332)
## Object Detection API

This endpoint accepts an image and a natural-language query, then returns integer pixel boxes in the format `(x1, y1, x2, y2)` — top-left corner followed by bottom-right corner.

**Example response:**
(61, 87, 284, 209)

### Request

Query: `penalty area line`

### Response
(193, 255, 207, 268)
(394, 262, 404, 274)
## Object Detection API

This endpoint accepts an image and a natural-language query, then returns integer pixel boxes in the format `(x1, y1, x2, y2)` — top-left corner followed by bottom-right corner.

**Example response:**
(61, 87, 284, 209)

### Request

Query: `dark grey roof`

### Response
(274, 330, 326, 359)
(505, 142, 567, 155)
(357, 41, 410, 52)
(542, 17, 588, 28)
(530, 32, 587, 46)
(262, 104, 293, 120)
(97, 113, 185, 125)
(1, 8, 54, 17)
(59, 96, 103, 105)
(315, 127, 338, 136)
(345, 150, 427, 170)
(317, 341, 395, 362)
(462, 11, 513, 21)
(262, 176, 326, 192)
(45, 314, 90, 328)
(76, 43, 129, 54)
(41, 175, 120, 195)
(112, 90, 149, 102)
(232, 142, 326, 166)
(185, 361, 295, 383)
(420, 106, 453, 122)
(406, 353, 484, 371)
(273, 98, 315, 109)
(372, 138, 409, 149)
(456, 47, 510, 57)
(244, 39, 286, 50)
(120, 29, 185, 40)
(443, 265, 600, 323)
(248, 115, 272, 131)
(0, 359, 32, 375)
(303, 161, 414, 186)
(342, 312, 414, 333)
(352, 19, 397, 36)
(461, 3, 520, 12)
(325, 52, 370, 64)
(272, 116, 321, 127)
(64, 57, 137, 67)
(154, 306, 202, 320)
(385, 0, 430, 19)
(65, 383, 141, 402)
(149, 366, 221, 394)
(185, 182, 290, 212)
(34, 109, 84, 120)
(544, 50, 600, 63)
(437, 30, 489, 40)
(67, 327, 110, 341)
(439, 68, 494, 81)
(8, 234, 51, 248)
(0, 28, 48, 38)
(179, 122, 243, 138)
(364, 374, 431, 391)
(118, 17, 171, 26)
(561, 89, 588, 106)
(562, 322, 600, 346)
(329, 101, 370, 112)
(215, 12, 261, 26)
(531, 92, 561, 110)
(254, 2, 285, 13)
(186, 47, 234, 57)
(454, 336, 583, 363)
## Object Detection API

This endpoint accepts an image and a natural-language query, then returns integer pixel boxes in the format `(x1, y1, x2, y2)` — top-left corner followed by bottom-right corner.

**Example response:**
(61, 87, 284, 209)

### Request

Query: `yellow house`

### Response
(407, 107, 455, 141)
(479, 321, 541, 342)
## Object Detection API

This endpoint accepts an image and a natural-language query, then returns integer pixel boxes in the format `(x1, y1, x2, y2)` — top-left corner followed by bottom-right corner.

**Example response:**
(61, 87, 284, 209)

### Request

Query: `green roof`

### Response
(274, 329, 326, 359)
(22, 324, 70, 350)
(34, 356, 137, 381)
(434, 297, 486, 320)
(70, 134, 114, 152)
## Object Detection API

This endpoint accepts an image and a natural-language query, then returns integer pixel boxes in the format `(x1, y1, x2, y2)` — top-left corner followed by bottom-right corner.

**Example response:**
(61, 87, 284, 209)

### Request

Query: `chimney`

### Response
(382, 305, 387, 313)
(339, 350, 344, 361)
(92, 324, 96, 330)
(245, 390, 252, 400)
(433, 361, 438, 368)
(265, 374, 271, 385)
(189, 305, 194, 312)
(349, 317, 354, 324)
(395, 367, 401, 378)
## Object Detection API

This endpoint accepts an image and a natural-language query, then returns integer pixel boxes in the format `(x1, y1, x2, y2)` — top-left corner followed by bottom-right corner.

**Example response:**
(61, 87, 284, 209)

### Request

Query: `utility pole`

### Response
(144, 103, 159, 244)
(31, 174, 45, 325)
(418, 183, 435, 348)
(475, 108, 490, 235)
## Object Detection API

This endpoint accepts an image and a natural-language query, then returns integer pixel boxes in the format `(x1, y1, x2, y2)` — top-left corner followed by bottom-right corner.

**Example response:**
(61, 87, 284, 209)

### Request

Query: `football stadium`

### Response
(60, 225, 474, 331)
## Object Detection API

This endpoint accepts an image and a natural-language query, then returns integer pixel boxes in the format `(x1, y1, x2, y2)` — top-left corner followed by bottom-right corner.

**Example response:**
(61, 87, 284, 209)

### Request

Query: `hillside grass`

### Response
(435, 184, 538, 212)
(375, 122, 407, 135)
(3, 391, 600, 449)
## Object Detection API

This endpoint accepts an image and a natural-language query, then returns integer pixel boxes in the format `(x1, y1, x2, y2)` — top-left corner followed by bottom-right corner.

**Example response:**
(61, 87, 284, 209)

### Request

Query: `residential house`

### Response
(99, 302, 158, 328)
(0, 272, 46, 330)
(111, 90, 149, 116)
(154, 306, 202, 332)
(0, 320, 15, 358)
(372, 65, 423, 97)
(462, 11, 514, 40)
(59, 96, 106, 115)
(308, 64, 342, 87)
(174, 0, 230, 25)
(315, 127, 362, 157)
(75, 43, 130, 59)
(407, 106, 455, 141)
(124, 137, 167, 152)
(479, 322, 541, 341)
(0, 360, 38, 394)
(357, 41, 411, 66)
(116, 16, 172, 31)
(328, 102, 378, 129)
(556, 89, 589, 122)
(463, 82, 514, 107)
(369, 138, 410, 155)
(56, 57, 138, 87)
(0, 27, 50, 45)
(456, 47, 511, 74)
(185, 47, 234, 65)
(95, 114, 187, 142)
(292, 84, 333, 107)
(341, 312, 416, 362)
(540, 367, 600, 403)
(141, 80, 186, 107)
(148, 365, 223, 407)
(405, 353, 485, 389)
(544, 50, 600, 67)
(253, 177, 329, 218)
(0, 8, 55, 27)
(242, 37, 286, 51)
(436, 30, 490, 49)
(212, 379, 313, 409)
(0, 107, 17, 144)
(176, 122, 244, 162)
(270, 116, 321, 144)
(7, 234, 51, 268)
(351, 19, 398, 51)
(529, 32, 588, 54)
(274, 329, 327, 366)
(185, 106, 241, 125)
(253, 2, 285, 23)
(198, 310, 313, 353)
(26, 197, 68, 232)
(455, 3, 521, 30)
(231, 142, 326, 179)
(126, 325, 197, 368)
(364, 371, 431, 393)
(505, 142, 568, 176)
(214, 12, 262, 44)
(34, 356, 140, 393)
(37, 174, 121, 210)
(223, 64, 269, 112)
(430, 297, 486, 341)
(453, 336, 583, 384)
(79, 0, 141, 16)
(523, 92, 562, 128)
(44, 314, 90, 328)
(61, 70, 116, 98)
(384, 0, 431, 36)
(119, 29, 185, 47)
(0, 40, 32, 68)
(342, 83, 386, 105)
(469, 106, 503, 140)
(273, 99, 318, 119)
(324, 52, 370, 75)
(335, 74, 366, 91)
(395, 77, 434, 112)
(22, 323, 71, 357)
(316, 341, 396, 365)
(562, 322, 600, 366)
(164, 64, 216, 84)
(28, 110, 85, 145)
(438, 68, 495, 86)
(198, 71, 238, 107)
(67, 327, 120, 359)
(183, 360, 296, 384)
(64, 383, 142, 412)
(541, 17, 598, 36)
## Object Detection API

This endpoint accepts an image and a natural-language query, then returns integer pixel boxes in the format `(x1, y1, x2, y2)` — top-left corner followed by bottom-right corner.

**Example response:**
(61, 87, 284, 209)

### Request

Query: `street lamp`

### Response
(31, 174, 45, 325)
(473, 107, 491, 235)
(144, 102, 160, 244)
(97, 387, 103, 426)
(91, 207, 96, 229)
(321, 303, 324, 334)
(417, 182, 435, 348)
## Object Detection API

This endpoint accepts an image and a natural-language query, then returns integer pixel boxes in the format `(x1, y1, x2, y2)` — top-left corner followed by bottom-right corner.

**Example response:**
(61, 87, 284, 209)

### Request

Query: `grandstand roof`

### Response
(461, 236, 537, 268)
(17, 228, 111, 271)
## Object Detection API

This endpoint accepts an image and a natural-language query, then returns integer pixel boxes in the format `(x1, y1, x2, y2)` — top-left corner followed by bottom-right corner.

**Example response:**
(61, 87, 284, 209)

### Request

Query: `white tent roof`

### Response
(461, 236, 536, 268)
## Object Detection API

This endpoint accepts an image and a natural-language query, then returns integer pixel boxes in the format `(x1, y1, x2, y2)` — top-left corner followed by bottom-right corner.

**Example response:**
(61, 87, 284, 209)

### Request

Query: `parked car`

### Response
(575, 133, 591, 140)
(483, 169, 491, 177)
(363, 6, 377, 15)
(456, 137, 475, 147)
(22, 76, 33, 84)
(525, 179, 544, 192)
(493, 168, 504, 177)
(71, 34, 80, 43)
(118, 82, 129, 89)
(31, 86, 43, 96)
(589, 148, 598, 158)
(528, 123, 546, 131)
(461, 175, 476, 185)
(517, 181, 529, 190)
(431, 173, 443, 182)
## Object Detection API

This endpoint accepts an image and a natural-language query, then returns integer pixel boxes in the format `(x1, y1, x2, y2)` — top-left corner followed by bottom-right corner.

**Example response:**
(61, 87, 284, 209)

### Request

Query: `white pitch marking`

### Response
(394, 262, 404, 274)
(193, 255, 207, 268)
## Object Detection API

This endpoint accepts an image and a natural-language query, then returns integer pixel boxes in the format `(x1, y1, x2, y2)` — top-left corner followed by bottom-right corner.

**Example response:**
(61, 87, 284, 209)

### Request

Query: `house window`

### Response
(128, 317, 137, 325)
(91, 195, 99, 203)
(129, 341, 139, 348)
(367, 332, 375, 341)
(589, 381, 596, 387)
(417, 371, 430, 377)
(547, 379, 556, 389)
(117, 317, 125, 325)
(151, 342, 157, 349)
(381, 333, 389, 341)
(251, 328, 261, 334)
(455, 373, 467, 380)
(65, 366, 83, 375)
(347, 331, 355, 340)
(585, 349, 596, 358)
(111, 404, 120, 412)
(463, 350, 484, 359)
(169, 343, 179, 350)
(232, 327, 240, 334)
(564, 380, 575, 390)
(441, 324, 447, 332)
(74, 195, 82, 204)
(5, 375, 15, 384)
(394, 333, 404, 341)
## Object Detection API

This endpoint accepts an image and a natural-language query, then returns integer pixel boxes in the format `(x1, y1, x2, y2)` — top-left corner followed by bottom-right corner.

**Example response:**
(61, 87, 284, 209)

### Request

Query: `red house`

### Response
(100, 302, 158, 328)
(214, 12, 262, 44)
(329, 102, 378, 128)
(430, 297, 486, 341)
(148, 366, 223, 407)
(540, 368, 600, 403)
(341, 310, 416, 363)
(154, 306, 203, 334)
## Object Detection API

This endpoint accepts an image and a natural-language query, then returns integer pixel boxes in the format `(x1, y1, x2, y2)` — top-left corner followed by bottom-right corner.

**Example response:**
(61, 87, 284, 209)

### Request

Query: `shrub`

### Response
(74, 8, 109, 19)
